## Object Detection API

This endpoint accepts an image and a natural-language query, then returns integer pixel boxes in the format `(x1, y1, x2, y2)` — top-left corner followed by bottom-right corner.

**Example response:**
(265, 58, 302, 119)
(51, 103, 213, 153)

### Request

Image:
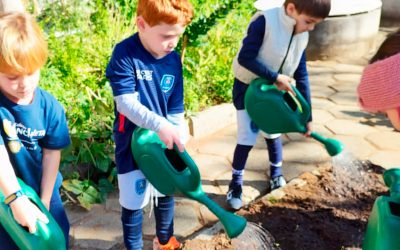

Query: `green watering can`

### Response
(245, 78, 344, 156)
(0, 178, 66, 250)
(363, 168, 400, 250)
(131, 127, 247, 238)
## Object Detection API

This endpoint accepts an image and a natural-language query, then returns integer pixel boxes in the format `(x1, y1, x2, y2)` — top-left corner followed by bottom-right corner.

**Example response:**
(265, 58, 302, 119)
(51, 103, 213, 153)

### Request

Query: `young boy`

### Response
(227, 0, 331, 210)
(105, 1, 193, 249)
(0, 12, 71, 248)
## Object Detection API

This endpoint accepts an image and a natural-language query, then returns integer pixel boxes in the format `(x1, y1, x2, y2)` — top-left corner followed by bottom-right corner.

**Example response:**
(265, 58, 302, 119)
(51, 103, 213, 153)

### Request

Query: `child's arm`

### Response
(0, 145, 48, 233)
(114, 94, 183, 151)
(40, 148, 61, 209)
(237, 15, 279, 83)
(294, 51, 313, 135)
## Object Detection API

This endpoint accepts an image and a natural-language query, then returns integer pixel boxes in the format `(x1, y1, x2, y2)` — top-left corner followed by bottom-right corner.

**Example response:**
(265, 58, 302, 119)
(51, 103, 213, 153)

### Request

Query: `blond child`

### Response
(0, 12, 70, 248)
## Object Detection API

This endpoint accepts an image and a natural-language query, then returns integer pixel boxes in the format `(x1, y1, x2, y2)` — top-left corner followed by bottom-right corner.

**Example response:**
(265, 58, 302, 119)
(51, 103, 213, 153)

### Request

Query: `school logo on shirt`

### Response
(135, 178, 147, 195)
(160, 74, 175, 93)
(3, 119, 18, 139)
(136, 69, 153, 81)
(8, 141, 21, 153)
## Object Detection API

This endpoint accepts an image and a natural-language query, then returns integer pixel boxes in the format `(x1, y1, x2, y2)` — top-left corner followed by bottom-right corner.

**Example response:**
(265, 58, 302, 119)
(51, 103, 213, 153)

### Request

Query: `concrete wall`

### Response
(307, 8, 381, 60)
(381, 0, 400, 19)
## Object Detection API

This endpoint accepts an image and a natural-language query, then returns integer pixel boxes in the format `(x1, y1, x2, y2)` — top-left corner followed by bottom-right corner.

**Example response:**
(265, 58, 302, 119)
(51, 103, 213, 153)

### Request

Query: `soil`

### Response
(183, 160, 388, 250)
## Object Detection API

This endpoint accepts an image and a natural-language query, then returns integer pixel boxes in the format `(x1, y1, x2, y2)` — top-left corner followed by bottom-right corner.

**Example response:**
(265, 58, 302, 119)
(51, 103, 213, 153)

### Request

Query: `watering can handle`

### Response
(172, 144, 201, 182)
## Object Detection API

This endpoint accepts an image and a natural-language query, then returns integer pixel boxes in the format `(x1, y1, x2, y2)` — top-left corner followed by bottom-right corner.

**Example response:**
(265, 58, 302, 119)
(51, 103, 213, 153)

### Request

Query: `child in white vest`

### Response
(227, 0, 331, 210)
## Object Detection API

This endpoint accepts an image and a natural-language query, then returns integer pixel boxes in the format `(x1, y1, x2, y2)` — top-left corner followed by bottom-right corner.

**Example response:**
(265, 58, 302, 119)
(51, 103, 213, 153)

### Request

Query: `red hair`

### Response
(137, 0, 193, 27)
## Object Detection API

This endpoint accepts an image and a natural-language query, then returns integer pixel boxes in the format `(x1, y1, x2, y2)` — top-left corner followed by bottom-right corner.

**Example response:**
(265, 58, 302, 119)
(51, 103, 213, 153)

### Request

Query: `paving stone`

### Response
(332, 135, 376, 159)
(329, 91, 359, 106)
(326, 119, 377, 136)
(308, 74, 335, 86)
(241, 147, 269, 172)
(282, 162, 319, 181)
(191, 154, 231, 180)
(105, 191, 121, 213)
(66, 205, 92, 226)
(331, 63, 365, 74)
(368, 151, 400, 169)
(283, 140, 331, 164)
(189, 103, 236, 139)
(310, 85, 336, 98)
(328, 105, 371, 121)
(311, 98, 336, 110)
(71, 210, 122, 250)
(143, 199, 201, 238)
(192, 134, 236, 158)
(199, 204, 218, 225)
(312, 124, 334, 136)
(312, 109, 335, 124)
(215, 170, 268, 205)
(330, 83, 358, 92)
(333, 73, 362, 84)
(366, 131, 400, 150)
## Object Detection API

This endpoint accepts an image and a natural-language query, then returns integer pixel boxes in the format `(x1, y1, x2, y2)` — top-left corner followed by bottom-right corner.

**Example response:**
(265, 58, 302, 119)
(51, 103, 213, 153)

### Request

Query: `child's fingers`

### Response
(36, 211, 49, 224)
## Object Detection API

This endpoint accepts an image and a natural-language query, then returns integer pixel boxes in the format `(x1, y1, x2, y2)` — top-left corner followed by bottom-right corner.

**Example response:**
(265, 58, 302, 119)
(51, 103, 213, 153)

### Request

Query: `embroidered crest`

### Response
(3, 119, 18, 139)
(135, 178, 147, 195)
(8, 141, 21, 153)
(250, 121, 259, 133)
(160, 74, 175, 93)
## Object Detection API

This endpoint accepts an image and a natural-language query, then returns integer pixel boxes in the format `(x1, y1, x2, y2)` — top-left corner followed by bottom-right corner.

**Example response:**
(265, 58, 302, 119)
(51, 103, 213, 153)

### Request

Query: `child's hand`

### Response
(157, 122, 185, 152)
(275, 74, 295, 95)
(304, 122, 312, 137)
(10, 195, 49, 233)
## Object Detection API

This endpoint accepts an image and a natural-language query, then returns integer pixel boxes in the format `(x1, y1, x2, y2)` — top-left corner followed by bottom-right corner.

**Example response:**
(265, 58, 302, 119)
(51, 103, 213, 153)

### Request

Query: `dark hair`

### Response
(284, 0, 331, 19)
(369, 28, 400, 63)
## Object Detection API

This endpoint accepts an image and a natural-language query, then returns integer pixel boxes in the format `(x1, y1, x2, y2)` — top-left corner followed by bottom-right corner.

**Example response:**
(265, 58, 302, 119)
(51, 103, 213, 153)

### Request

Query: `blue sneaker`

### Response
(226, 184, 242, 210)
(269, 175, 286, 191)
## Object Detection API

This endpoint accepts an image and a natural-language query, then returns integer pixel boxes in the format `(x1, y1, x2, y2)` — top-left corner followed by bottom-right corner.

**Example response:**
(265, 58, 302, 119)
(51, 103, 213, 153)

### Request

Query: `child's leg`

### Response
(121, 207, 144, 250)
(154, 196, 174, 245)
(264, 134, 286, 190)
(265, 136, 283, 179)
(49, 191, 70, 248)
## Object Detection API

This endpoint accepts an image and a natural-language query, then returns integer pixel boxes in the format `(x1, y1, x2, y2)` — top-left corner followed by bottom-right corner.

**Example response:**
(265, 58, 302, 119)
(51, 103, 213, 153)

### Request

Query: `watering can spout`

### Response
(194, 192, 247, 238)
(310, 132, 344, 156)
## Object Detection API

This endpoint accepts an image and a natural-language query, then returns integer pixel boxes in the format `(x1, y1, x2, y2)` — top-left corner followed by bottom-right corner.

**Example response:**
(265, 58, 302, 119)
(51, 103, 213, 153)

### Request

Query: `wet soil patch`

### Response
(183, 161, 388, 250)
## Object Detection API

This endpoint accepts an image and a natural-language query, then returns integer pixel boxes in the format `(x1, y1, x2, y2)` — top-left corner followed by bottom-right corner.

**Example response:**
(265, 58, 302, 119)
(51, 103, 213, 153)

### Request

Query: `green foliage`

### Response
(38, 0, 135, 208)
(38, 0, 256, 209)
(183, 0, 255, 111)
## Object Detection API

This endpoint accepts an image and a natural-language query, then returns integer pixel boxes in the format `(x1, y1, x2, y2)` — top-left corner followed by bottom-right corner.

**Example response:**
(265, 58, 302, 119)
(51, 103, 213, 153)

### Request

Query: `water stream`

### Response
(331, 149, 368, 196)
(231, 222, 280, 250)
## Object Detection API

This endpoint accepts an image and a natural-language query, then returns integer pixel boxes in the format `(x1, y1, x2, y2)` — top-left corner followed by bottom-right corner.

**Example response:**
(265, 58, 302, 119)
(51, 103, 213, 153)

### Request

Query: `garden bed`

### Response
(183, 160, 388, 250)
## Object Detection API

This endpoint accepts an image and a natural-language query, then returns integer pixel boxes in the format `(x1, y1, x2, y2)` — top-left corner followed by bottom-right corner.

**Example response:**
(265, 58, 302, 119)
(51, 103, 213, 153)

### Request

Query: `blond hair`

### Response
(137, 0, 193, 27)
(0, 12, 47, 75)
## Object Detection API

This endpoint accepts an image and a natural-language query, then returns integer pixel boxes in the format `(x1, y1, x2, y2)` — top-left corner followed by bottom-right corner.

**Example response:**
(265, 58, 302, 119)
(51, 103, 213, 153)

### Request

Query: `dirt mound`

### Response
(183, 161, 388, 250)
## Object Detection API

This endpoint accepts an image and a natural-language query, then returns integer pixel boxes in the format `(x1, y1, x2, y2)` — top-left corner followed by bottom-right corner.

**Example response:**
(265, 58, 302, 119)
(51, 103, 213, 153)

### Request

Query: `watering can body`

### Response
(244, 78, 310, 134)
(131, 127, 247, 238)
(363, 168, 400, 250)
(244, 78, 344, 156)
(0, 178, 66, 250)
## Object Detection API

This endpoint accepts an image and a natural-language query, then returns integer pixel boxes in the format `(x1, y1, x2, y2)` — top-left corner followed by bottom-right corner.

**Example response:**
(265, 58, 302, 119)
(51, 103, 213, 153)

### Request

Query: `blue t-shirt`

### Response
(0, 88, 70, 194)
(106, 33, 184, 174)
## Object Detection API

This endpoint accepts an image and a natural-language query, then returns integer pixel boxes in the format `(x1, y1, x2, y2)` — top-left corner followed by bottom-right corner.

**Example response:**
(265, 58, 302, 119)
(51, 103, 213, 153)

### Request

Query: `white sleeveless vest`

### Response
(233, 7, 309, 84)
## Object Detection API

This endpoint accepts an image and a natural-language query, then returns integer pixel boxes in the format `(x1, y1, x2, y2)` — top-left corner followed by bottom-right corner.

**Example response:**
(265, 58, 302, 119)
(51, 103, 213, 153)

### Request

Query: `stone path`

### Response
(66, 25, 400, 249)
